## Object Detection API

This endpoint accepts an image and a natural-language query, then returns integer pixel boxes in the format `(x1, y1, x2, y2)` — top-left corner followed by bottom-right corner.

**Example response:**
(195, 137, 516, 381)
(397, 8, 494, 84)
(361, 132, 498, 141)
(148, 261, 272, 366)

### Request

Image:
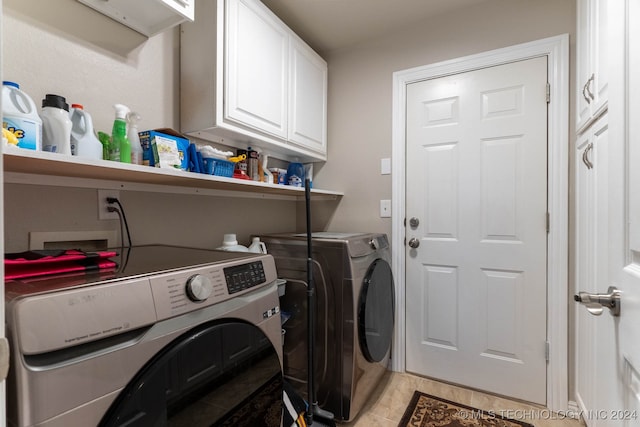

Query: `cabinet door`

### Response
(288, 38, 327, 155)
(576, 0, 609, 132)
(225, 0, 288, 139)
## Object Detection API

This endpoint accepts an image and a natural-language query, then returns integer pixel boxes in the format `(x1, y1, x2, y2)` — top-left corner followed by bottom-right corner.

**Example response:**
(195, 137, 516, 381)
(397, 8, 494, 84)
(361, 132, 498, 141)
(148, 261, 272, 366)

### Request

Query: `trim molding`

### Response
(391, 34, 570, 412)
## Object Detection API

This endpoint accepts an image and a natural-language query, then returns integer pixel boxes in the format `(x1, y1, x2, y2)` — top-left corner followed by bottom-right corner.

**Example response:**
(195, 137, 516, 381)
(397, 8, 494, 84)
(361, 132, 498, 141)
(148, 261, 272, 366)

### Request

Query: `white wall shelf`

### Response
(3, 149, 343, 200)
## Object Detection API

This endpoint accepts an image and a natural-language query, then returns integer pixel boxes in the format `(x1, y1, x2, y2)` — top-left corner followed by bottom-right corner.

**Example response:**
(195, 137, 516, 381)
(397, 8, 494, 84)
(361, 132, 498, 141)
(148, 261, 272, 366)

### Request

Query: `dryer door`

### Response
(358, 259, 395, 363)
(100, 320, 282, 427)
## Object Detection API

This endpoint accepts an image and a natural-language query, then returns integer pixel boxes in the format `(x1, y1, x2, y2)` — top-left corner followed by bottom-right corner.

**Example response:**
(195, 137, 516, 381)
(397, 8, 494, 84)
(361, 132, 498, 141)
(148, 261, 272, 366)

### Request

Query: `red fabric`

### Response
(5, 250, 118, 280)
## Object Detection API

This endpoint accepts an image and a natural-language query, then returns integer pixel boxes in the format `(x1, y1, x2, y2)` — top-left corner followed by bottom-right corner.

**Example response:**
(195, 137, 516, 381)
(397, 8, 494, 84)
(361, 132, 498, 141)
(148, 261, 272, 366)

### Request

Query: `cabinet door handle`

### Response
(583, 142, 594, 170)
(582, 80, 591, 104)
(582, 81, 591, 104)
(585, 73, 595, 101)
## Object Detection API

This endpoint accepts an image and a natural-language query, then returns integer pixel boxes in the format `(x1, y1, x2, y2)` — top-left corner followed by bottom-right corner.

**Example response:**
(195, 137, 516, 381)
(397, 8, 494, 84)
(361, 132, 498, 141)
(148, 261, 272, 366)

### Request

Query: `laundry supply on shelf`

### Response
(112, 104, 131, 163)
(41, 94, 72, 155)
(269, 168, 287, 184)
(197, 145, 234, 176)
(127, 111, 143, 165)
(98, 131, 112, 160)
(138, 128, 190, 170)
(69, 104, 103, 160)
(2, 81, 42, 151)
(286, 162, 305, 187)
(248, 147, 259, 181)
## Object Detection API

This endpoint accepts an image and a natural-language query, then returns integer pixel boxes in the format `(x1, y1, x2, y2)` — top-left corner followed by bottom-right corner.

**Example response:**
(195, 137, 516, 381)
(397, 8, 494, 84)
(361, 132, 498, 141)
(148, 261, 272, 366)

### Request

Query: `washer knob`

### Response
(185, 274, 213, 302)
(369, 238, 379, 250)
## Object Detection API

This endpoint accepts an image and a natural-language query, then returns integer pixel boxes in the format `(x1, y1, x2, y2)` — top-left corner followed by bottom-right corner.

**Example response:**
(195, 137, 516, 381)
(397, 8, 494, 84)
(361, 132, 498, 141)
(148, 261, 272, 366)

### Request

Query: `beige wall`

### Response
(319, 0, 576, 241)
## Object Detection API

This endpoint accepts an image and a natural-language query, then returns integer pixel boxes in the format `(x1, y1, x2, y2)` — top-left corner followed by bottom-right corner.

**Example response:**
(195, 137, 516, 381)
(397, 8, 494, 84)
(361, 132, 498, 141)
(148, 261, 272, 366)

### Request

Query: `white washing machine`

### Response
(6, 245, 283, 427)
(259, 232, 395, 422)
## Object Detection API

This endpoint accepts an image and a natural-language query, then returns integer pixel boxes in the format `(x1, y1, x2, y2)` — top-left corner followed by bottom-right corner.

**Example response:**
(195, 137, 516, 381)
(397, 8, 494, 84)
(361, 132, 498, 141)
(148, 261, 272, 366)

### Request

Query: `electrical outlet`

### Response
(380, 199, 391, 218)
(98, 189, 121, 220)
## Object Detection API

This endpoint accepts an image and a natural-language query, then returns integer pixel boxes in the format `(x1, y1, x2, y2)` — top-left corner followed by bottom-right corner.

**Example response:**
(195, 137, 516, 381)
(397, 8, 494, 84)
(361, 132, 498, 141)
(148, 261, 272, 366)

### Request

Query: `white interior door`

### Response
(574, 1, 640, 424)
(405, 57, 548, 404)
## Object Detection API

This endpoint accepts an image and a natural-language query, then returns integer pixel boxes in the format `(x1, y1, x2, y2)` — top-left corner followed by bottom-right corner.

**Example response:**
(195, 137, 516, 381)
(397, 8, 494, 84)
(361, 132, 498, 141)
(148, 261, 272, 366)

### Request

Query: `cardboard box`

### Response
(138, 128, 190, 170)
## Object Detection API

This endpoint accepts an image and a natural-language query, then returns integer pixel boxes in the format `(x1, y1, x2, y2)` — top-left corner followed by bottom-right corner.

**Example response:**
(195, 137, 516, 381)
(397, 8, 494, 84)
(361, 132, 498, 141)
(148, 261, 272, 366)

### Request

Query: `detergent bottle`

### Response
(216, 234, 249, 252)
(69, 104, 103, 160)
(2, 81, 42, 150)
(41, 94, 72, 155)
(126, 111, 143, 165)
(111, 104, 131, 163)
(248, 237, 267, 254)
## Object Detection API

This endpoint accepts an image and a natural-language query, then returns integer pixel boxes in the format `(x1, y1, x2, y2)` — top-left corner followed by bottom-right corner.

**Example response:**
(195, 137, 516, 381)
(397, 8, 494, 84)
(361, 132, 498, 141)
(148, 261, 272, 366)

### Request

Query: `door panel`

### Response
(405, 57, 548, 404)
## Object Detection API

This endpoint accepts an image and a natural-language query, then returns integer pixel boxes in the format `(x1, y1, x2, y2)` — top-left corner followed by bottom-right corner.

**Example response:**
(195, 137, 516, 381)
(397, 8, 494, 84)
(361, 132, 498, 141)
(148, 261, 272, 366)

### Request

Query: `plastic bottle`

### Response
(127, 111, 143, 165)
(111, 104, 131, 163)
(286, 161, 305, 187)
(41, 94, 72, 154)
(216, 234, 249, 252)
(262, 154, 273, 183)
(98, 131, 112, 161)
(248, 237, 267, 254)
(247, 147, 259, 181)
(69, 104, 104, 160)
(2, 81, 42, 150)
(236, 149, 248, 174)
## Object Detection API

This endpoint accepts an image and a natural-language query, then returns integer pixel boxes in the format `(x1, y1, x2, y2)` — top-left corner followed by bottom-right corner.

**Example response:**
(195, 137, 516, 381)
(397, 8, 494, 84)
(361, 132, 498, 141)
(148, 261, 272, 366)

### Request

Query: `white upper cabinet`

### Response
(289, 37, 328, 155)
(180, 0, 328, 162)
(225, 0, 289, 139)
(576, 0, 609, 132)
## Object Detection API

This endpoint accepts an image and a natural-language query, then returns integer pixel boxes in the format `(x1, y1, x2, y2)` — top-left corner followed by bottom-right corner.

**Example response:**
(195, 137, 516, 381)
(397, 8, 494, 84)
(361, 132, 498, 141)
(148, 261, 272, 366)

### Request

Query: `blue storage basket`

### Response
(213, 159, 235, 177)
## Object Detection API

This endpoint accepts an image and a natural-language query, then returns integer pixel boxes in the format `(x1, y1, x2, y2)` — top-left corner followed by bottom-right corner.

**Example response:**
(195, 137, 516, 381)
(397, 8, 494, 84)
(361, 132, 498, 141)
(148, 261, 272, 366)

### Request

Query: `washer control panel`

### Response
(150, 254, 277, 321)
(224, 261, 266, 294)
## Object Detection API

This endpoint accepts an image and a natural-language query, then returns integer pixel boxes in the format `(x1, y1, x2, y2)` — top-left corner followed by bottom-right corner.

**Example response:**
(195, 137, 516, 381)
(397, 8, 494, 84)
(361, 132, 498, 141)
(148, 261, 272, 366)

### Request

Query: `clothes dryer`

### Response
(6, 245, 283, 427)
(260, 232, 395, 422)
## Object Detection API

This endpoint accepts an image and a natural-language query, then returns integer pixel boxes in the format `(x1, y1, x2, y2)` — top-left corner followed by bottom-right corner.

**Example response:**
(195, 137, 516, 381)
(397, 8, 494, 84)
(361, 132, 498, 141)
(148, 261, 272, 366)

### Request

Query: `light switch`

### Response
(380, 199, 391, 217)
(381, 158, 391, 175)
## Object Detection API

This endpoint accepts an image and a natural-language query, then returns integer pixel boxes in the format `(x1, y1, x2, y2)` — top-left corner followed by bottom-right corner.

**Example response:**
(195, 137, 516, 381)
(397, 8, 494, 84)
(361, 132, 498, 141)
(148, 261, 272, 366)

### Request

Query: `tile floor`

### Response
(339, 371, 586, 427)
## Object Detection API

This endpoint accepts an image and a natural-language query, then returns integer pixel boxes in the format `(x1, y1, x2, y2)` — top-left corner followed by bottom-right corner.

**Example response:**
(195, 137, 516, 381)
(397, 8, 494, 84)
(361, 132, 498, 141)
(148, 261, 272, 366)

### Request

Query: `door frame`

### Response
(391, 35, 569, 412)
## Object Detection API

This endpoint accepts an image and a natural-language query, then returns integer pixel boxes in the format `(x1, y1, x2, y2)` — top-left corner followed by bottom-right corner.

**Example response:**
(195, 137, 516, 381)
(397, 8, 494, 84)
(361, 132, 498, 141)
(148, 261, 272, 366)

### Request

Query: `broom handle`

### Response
(305, 178, 316, 425)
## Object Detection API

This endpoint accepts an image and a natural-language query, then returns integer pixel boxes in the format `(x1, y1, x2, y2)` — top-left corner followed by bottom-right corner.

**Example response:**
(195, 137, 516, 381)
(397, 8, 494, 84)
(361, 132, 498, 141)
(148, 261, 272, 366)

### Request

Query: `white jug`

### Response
(70, 104, 103, 160)
(216, 233, 249, 252)
(248, 237, 267, 254)
(2, 81, 42, 150)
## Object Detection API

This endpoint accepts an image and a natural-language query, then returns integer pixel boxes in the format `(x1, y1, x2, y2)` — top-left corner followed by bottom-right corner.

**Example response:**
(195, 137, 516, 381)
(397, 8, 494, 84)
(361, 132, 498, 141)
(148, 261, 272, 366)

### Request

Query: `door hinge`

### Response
(545, 340, 550, 362)
(546, 212, 550, 233)
(546, 82, 551, 103)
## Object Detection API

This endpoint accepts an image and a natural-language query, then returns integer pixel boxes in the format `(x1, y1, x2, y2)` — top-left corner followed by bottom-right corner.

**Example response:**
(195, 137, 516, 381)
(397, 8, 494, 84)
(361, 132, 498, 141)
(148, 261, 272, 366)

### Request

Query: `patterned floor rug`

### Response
(398, 391, 535, 427)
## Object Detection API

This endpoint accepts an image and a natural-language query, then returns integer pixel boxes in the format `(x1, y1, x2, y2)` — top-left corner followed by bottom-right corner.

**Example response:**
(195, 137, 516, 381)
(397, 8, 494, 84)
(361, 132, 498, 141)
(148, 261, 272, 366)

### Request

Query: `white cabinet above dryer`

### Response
(180, 0, 328, 163)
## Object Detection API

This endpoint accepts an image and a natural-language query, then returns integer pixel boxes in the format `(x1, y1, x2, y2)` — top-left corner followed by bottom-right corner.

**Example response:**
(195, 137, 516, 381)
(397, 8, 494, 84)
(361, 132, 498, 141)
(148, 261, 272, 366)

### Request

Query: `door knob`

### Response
(408, 238, 420, 249)
(574, 286, 621, 316)
(409, 217, 420, 228)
